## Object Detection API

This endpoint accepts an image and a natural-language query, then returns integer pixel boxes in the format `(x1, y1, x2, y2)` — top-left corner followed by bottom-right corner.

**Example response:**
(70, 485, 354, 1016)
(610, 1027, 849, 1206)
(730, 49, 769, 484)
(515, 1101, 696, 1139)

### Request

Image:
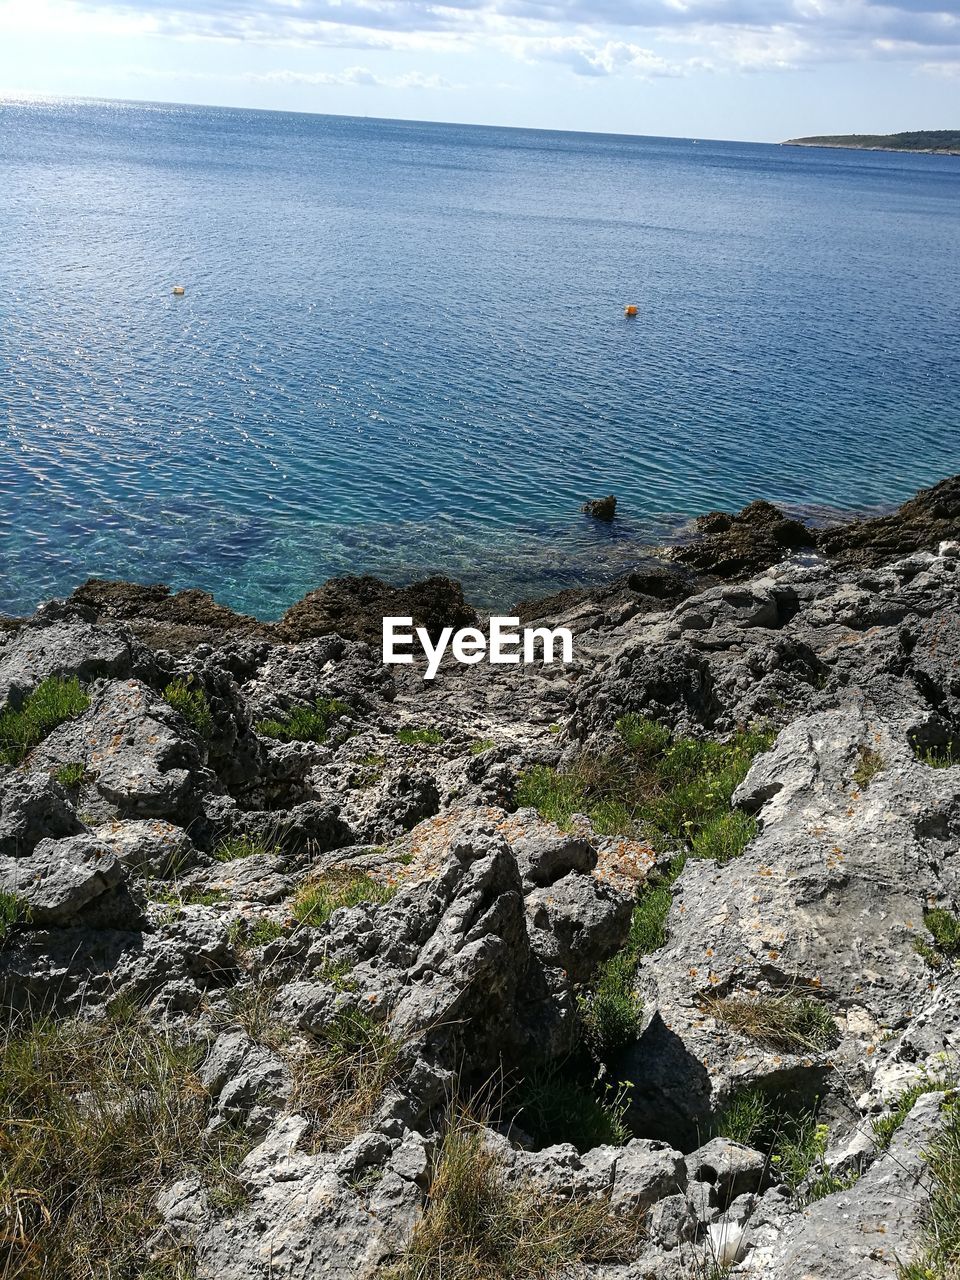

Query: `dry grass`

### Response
(384, 1111, 644, 1280)
(0, 1007, 248, 1280)
(704, 992, 840, 1054)
(288, 1008, 405, 1150)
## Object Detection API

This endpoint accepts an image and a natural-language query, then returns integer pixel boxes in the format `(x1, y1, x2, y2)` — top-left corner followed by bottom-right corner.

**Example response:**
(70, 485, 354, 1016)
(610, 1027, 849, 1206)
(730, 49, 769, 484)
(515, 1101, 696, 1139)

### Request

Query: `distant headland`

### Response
(783, 130, 960, 155)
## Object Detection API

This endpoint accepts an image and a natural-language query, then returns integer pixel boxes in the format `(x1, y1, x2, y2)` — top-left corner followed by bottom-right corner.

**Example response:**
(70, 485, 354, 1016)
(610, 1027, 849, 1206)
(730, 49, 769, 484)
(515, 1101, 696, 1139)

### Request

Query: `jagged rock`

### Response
(34, 679, 210, 822)
(0, 833, 129, 925)
(582, 495, 617, 521)
(670, 499, 815, 579)
(685, 1137, 768, 1202)
(242, 635, 395, 724)
(67, 579, 273, 654)
(184, 1118, 425, 1280)
(91, 818, 198, 877)
(619, 701, 954, 1142)
(609, 1139, 687, 1211)
(0, 617, 145, 710)
(200, 1029, 289, 1132)
(0, 913, 235, 1014)
(744, 1092, 946, 1278)
(820, 473, 960, 569)
(500, 808, 596, 889)
(0, 770, 82, 856)
(525, 869, 633, 983)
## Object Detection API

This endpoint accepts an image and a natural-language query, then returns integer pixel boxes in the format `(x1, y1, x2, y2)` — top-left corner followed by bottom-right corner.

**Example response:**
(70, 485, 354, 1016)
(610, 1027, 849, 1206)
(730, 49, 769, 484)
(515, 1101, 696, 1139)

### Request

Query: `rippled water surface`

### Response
(1, 98, 958, 616)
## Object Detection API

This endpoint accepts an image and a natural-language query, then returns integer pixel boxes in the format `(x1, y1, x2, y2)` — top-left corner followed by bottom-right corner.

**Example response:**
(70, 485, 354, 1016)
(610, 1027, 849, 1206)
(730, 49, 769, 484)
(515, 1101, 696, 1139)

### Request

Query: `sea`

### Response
(1, 97, 958, 618)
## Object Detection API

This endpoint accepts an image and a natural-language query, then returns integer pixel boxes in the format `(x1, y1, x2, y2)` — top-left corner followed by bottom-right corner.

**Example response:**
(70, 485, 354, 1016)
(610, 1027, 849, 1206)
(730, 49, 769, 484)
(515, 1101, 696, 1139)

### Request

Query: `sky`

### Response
(0, 0, 957, 140)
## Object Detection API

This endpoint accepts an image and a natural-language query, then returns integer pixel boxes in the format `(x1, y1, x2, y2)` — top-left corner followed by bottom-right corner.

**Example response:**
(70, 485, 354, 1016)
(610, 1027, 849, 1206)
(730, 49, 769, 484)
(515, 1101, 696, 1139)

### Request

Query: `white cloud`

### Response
(3, 0, 959, 77)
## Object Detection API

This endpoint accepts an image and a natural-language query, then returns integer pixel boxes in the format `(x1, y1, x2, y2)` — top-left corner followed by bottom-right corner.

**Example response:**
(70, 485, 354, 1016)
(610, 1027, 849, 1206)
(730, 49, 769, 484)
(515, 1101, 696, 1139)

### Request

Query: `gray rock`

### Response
(745, 1091, 946, 1278)
(35, 679, 208, 821)
(525, 869, 633, 983)
(686, 1137, 768, 1202)
(0, 618, 143, 711)
(610, 1139, 687, 1212)
(0, 833, 129, 925)
(0, 770, 82, 857)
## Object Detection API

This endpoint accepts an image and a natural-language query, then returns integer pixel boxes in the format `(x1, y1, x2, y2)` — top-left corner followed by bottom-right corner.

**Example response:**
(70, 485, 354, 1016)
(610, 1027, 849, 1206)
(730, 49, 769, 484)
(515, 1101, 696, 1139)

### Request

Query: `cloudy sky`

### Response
(0, 0, 957, 138)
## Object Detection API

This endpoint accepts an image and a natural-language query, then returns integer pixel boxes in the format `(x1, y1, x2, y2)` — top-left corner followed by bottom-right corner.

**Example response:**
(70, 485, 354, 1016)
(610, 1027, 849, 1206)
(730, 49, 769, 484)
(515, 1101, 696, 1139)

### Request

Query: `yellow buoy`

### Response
(624, 304, 638, 317)
(172, 285, 186, 296)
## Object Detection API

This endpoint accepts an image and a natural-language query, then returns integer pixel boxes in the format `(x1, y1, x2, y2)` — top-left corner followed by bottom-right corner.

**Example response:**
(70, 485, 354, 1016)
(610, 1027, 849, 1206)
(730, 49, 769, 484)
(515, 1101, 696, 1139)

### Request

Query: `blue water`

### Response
(1, 98, 958, 617)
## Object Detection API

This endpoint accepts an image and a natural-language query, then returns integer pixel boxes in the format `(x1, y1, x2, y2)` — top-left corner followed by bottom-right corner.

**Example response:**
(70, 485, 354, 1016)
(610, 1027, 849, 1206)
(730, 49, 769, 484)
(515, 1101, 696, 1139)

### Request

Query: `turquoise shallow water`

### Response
(1, 98, 958, 616)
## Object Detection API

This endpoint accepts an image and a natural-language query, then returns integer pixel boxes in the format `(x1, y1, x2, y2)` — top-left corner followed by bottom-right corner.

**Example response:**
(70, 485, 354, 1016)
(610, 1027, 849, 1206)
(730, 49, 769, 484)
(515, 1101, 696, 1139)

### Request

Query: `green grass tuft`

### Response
(163, 678, 214, 739)
(0, 677, 90, 766)
(53, 761, 86, 789)
(290, 1007, 405, 1149)
(213, 832, 280, 862)
(923, 909, 960, 958)
(874, 1077, 949, 1152)
(292, 869, 398, 928)
(256, 697, 350, 744)
(516, 716, 771, 846)
(0, 890, 30, 946)
(512, 1068, 631, 1151)
(396, 727, 445, 746)
(712, 1087, 855, 1204)
(897, 1095, 960, 1280)
(470, 738, 496, 755)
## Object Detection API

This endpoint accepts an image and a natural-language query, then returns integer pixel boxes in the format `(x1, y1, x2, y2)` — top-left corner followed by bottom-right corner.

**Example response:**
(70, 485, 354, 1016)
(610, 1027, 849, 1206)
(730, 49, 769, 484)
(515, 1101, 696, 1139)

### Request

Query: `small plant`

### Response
(915, 741, 960, 769)
(470, 738, 496, 755)
(0, 890, 29, 946)
(292, 869, 398, 928)
(163, 678, 214, 738)
(256, 698, 350, 744)
(214, 832, 280, 862)
(384, 1110, 643, 1280)
(154, 884, 229, 908)
(853, 745, 885, 789)
(579, 948, 644, 1059)
(690, 809, 758, 864)
(0, 676, 90, 765)
(873, 1076, 949, 1151)
(54, 761, 86, 788)
(712, 1089, 853, 1205)
(290, 1007, 405, 1149)
(516, 717, 771, 845)
(352, 752, 385, 787)
(711, 1086, 772, 1147)
(705, 992, 840, 1054)
(772, 1116, 854, 1201)
(238, 917, 289, 948)
(896, 1096, 960, 1280)
(512, 1068, 631, 1151)
(922, 908, 960, 958)
(396, 727, 445, 747)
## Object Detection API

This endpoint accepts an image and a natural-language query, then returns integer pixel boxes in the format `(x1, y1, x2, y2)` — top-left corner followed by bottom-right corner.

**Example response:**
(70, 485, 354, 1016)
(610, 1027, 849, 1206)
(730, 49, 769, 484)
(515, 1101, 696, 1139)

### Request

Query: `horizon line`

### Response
(0, 89, 796, 147)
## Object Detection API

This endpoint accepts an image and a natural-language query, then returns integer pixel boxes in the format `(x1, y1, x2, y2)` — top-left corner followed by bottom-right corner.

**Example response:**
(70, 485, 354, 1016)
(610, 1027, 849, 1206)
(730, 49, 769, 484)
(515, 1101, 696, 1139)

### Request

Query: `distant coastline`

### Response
(783, 130, 960, 155)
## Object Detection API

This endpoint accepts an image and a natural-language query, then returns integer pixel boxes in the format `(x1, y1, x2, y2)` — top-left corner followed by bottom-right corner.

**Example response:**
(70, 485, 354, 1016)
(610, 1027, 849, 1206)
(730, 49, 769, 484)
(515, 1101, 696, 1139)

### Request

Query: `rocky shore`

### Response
(3, 475, 960, 1279)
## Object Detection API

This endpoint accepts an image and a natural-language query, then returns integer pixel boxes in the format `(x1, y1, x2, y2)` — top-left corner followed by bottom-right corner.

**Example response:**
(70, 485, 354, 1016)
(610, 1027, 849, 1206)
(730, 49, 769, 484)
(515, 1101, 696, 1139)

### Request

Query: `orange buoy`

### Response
(172, 285, 186, 296)
(624, 304, 638, 317)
